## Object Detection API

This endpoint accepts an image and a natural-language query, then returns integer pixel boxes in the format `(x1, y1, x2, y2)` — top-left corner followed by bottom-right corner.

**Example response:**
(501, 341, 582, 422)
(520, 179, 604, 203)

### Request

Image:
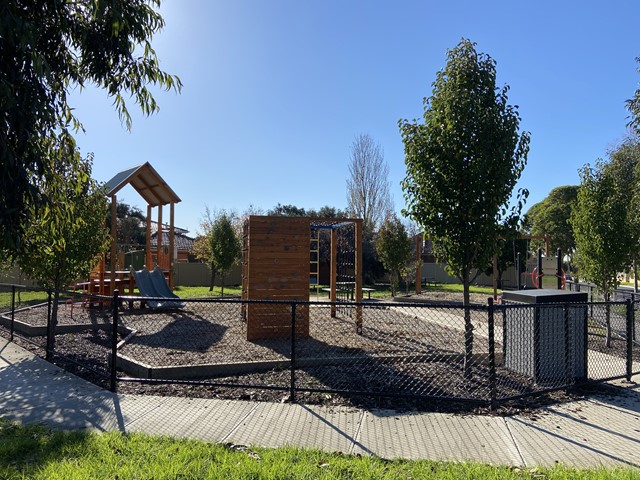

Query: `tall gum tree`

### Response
(399, 39, 529, 377)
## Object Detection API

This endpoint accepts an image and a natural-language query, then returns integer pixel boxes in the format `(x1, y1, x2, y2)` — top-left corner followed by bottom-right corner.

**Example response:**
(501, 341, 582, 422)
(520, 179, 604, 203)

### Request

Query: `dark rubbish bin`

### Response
(502, 289, 588, 385)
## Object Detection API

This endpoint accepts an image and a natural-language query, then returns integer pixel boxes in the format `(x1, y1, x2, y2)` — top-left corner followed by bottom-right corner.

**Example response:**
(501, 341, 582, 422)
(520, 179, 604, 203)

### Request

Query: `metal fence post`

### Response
(110, 289, 119, 392)
(556, 248, 562, 290)
(564, 305, 571, 388)
(487, 298, 496, 409)
(290, 302, 297, 402)
(46, 289, 53, 360)
(10, 285, 15, 342)
(626, 299, 633, 381)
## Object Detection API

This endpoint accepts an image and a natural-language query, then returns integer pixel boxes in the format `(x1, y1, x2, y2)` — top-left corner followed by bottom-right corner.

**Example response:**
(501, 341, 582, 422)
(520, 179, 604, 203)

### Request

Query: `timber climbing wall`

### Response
(242, 216, 310, 340)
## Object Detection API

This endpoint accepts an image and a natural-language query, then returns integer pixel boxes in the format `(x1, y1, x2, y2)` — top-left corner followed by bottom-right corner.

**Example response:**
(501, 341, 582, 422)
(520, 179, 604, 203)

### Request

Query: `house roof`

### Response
(104, 162, 181, 206)
(150, 225, 195, 252)
(149, 221, 189, 236)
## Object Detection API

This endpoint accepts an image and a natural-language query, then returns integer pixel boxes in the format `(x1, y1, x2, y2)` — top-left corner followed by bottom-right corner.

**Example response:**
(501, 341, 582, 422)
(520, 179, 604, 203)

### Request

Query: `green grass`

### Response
(425, 283, 499, 295)
(173, 285, 243, 298)
(173, 283, 499, 301)
(0, 289, 49, 310)
(0, 422, 635, 480)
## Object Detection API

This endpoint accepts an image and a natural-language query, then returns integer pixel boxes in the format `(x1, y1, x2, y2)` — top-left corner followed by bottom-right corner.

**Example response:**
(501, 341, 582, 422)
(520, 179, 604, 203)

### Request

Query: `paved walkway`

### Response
(1, 338, 639, 469)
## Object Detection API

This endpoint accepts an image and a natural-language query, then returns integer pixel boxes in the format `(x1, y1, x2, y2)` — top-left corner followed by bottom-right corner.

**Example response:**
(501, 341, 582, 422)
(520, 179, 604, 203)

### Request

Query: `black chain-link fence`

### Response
(0, 284, 117, 390)
(1, 285, 638, 408)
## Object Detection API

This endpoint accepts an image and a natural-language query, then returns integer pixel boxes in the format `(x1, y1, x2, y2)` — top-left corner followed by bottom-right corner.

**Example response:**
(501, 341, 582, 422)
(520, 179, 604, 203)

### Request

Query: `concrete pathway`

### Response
(1, 338, 639, 469)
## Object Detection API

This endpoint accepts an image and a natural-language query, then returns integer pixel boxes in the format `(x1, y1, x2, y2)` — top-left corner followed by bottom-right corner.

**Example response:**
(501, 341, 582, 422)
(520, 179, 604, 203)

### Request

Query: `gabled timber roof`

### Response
(104, 162, 181, 206)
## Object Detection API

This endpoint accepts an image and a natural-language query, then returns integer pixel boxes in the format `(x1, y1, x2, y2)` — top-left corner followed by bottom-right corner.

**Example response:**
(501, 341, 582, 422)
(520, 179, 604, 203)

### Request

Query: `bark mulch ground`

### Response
(0, 294, 627, 416)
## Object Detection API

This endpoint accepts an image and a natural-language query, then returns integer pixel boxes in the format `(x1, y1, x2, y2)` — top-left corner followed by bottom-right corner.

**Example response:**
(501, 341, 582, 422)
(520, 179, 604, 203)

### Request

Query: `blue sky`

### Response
(70, 1, 640, 236)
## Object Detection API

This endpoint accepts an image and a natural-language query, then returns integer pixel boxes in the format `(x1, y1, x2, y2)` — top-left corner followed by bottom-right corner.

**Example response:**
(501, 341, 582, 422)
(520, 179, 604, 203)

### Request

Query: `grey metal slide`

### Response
(130, 267, 184, 309)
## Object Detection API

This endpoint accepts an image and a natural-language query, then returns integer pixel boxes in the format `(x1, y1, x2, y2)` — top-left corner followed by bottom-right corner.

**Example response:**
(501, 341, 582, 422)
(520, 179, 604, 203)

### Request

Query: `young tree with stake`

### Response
(400, 39, 529, 377)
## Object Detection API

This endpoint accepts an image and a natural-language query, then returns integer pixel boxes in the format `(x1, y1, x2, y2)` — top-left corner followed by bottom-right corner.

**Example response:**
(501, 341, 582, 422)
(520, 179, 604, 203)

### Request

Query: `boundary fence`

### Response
(1, 284, 638, 409)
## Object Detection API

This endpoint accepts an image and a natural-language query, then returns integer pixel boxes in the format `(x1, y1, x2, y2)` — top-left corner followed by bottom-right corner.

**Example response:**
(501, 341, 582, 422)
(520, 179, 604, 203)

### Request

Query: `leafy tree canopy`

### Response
(1, 0, 181, 255)
(400, 39, 530, 295)
(400, 39, 529, 377)
(208, 213, 242, 296)
(268, 204, 308, 217)
(376, 215, 412, 297)
(571, 159, 635, 300)
(522, 185, 578, 254)
(627, 57, 640, 133)
(266, 204, 347, 219)
(18, 142, 110, 292)
(106, 202, 147, 249)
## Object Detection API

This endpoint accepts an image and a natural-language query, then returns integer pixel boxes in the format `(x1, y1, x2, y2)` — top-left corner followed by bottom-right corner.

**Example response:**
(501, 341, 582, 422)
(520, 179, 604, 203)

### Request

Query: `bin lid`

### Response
(502, 289, 588, 304)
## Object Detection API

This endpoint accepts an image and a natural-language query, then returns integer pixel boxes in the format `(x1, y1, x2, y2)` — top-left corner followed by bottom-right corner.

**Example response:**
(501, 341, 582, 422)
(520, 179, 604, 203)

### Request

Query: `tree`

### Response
(346, 133, 393, 239)
(106, 203, 147, 250)
(194, 208, 241, 295)
(399, 39, 530, 376)
(18, 143, 110, 351)
(1, 0, 181, 256)
(571, 158, 636, 347)
(627, 57, 640, 133)
(208, 213, 242, 297)
(522, 185, 579, 254)
(376, 215, 412, 297)
(484, 217, 529, 289)
(346, 134, 393, 284)
(267, 204, 307, 217)
(608, 136, 640, 289)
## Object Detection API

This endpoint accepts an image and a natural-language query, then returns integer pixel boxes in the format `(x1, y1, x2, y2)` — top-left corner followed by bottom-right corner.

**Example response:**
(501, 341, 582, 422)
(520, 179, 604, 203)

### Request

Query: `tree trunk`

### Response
(389, 272, 395, 297)
(209, 263, 216, 292)
(463, 274, 474, 379)
(221, 274, 225, 298)
(47, 290, 60, 354)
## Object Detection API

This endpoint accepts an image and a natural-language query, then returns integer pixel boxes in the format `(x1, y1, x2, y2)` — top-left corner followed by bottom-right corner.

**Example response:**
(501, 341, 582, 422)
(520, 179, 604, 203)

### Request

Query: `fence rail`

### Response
(1, 284, 638, 409)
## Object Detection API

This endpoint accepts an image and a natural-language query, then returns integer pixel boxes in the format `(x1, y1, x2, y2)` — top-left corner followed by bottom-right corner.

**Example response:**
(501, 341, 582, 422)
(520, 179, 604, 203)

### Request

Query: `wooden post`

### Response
(146, 205, 152, 268)
(110, 194, 117, 294)
(169, 202, 175, 289)
(355, 219, 363, 333)
(156, 205, 163, 269)
(330, 229, 337, 317)
(544, 235, 551, 257)
(415, 234, 422, 295)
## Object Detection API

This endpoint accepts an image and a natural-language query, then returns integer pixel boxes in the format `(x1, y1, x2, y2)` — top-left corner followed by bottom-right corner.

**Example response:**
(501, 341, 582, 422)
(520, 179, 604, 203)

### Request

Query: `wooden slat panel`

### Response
(245, 244, 310, 254)
(246, 252, 309, 261)
(249, 223, 309, 236)
(245, 216, 311, 339)
(249, 233, 309, 244)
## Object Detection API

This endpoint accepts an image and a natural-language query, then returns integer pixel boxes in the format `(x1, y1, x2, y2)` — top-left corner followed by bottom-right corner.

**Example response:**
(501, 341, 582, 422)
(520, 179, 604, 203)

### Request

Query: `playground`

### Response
(1, 161, 637, 411)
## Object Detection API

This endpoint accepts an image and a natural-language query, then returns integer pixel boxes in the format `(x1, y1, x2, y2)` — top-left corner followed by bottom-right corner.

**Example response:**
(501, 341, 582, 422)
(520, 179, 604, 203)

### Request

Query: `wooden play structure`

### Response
(242, 216, 363, 341)
(89, 162, 181, 296)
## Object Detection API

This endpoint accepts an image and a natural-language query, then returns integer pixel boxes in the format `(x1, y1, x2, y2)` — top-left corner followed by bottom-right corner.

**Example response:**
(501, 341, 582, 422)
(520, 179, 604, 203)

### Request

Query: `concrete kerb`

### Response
(0, 311, 132, 337)
(113, 352, 505, 380)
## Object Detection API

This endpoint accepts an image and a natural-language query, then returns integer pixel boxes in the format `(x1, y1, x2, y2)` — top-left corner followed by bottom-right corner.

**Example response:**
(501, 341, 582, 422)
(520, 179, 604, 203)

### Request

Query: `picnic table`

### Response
(321, 287, 375, 300)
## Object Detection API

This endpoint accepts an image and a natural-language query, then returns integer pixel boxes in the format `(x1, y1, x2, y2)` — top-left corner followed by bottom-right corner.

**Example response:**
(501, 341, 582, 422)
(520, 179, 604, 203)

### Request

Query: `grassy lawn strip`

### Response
(173, 283, 499, 300)
(0, 289, 49, 310)
(0, 283, 498, 304)
(0, 422, 635, 480)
